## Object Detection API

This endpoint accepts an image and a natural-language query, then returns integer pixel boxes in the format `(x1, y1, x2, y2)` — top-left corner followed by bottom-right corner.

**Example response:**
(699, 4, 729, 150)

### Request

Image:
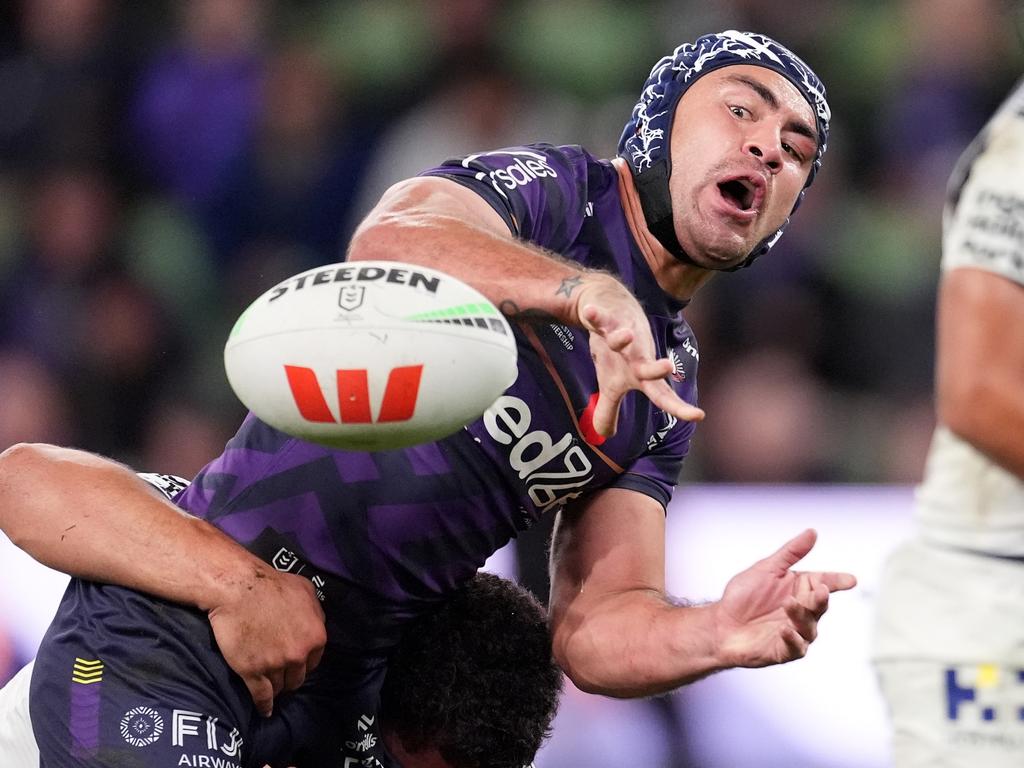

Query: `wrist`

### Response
(187, 518, 271, 613)
(703, 600, 749, 671)
(569, 272, 624, 329)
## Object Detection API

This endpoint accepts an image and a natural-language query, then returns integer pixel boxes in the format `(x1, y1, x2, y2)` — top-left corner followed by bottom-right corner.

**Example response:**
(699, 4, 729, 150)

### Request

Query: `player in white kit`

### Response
(873, 77, 1024, 767)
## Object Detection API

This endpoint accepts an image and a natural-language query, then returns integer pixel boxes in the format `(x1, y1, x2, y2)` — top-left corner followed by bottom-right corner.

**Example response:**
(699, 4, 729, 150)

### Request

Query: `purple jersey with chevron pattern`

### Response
(174, 144, 699, 638)
(29, 144, 701, 768)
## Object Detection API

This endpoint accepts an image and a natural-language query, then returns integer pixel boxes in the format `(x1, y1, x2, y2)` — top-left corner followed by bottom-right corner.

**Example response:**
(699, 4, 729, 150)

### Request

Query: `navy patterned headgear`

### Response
(618, 30, 831, 269)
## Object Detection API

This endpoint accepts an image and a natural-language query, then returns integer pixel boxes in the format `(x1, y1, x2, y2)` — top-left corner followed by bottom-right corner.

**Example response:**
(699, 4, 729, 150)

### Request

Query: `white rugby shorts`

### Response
(874, 540, 1024, 767)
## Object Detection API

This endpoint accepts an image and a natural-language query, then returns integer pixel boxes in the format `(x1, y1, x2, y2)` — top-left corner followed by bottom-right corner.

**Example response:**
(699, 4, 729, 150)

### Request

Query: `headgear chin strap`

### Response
(618, 30, 831, 269)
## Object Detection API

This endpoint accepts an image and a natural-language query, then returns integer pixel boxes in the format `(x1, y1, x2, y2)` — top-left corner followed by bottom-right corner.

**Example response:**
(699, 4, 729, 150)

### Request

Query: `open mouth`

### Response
(716, 175, 764, 214)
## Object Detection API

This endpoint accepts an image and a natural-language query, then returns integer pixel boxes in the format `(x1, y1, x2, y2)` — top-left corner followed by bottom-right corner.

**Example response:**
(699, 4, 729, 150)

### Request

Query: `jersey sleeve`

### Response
(943, 81, 1024, 286)
(610, 418, 695, 509)
(610, 319, 700, 508)
(136, 473, 191, 501)
(420, 144, 590, 255)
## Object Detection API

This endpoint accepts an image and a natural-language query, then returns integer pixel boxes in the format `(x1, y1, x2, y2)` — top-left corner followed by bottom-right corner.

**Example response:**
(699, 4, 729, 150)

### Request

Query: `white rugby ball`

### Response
(224, 260, 518, 450)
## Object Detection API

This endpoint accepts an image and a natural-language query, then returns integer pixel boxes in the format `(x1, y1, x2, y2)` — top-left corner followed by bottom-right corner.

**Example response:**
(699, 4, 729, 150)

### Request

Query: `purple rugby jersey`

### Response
(28, 144, 701, 768)
(174, 143, 699, 625)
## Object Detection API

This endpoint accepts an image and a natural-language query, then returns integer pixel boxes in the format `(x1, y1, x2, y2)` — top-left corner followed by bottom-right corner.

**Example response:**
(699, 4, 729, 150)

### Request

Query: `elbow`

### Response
(0, 441, 52, 484)
(347, 178, 437, 263)
(0, 442, 53, 543)
(551, 619, 595, 693)
(552, 620, 628, 697)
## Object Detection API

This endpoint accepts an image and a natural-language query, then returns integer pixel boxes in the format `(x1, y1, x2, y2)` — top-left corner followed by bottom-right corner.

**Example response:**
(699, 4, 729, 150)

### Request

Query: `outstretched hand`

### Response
(575, 276, 704, 437)
(714, 529, 857, 668)
(208, 566, 327, 717)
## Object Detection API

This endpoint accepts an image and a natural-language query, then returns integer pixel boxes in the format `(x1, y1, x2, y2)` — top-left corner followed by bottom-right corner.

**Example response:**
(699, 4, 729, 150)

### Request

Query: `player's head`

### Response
(618, 30, 830, 271)
(379, 572, 562, 768)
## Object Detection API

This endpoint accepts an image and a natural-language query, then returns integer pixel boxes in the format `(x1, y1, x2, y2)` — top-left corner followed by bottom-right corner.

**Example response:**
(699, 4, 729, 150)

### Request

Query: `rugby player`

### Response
(873, 75, 1024, 766)
(0, 464, 561, 768)
(1, 30, 855, 767)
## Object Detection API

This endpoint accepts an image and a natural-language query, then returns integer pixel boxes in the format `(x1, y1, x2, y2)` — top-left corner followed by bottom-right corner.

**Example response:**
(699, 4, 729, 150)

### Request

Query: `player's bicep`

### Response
(353, 176, 513, 244)
(937, 267, 1024, 412)
(549, 488, 667, 625)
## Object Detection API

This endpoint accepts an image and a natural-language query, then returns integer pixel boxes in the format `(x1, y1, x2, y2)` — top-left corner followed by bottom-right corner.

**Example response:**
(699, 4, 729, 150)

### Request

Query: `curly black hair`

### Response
(379, 572, 563, 768)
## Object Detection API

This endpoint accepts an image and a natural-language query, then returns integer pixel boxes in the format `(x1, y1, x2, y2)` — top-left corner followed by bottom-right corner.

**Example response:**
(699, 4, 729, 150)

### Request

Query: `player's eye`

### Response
(782, 141, 810, 164)
(729, 105, 750, 119)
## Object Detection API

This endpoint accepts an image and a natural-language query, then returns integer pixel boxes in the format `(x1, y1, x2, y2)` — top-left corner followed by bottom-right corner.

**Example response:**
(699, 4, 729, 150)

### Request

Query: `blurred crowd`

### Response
(0, 0, 1021, 684)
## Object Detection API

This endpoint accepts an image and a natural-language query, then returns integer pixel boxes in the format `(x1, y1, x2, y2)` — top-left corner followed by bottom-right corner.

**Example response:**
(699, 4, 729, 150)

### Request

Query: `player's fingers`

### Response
(283, 662, 307, 694)
(643, 380, 705, 422)
(266, 668, 286, 700)
(802, 580, 830, 618)
(632, 357, 673, 381)
(604, 327, 634, 352)
(248, 676, 275, 718)
(592, 389, 622, 437)
(307, 643, 325, 675)
(784, 595, 819, 643)
(763, 529, 817, 572)
(780, 625, 809, 661)
(580, 303, 615, 334)
(816, 571, 857, 592)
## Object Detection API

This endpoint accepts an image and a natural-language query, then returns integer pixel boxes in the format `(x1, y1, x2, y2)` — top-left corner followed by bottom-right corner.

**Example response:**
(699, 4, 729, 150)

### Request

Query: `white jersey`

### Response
(0, 662, 38, 767)
(915, 76, 1024, 557)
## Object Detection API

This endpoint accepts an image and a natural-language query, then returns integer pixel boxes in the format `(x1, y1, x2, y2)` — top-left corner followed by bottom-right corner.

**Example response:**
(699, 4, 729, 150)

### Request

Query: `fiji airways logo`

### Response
(120, 706, 164, 747)
(462, 150, 558, 199)
(119, 707, 244, 765)
(173, 709, 243, 766)
(484, 395, 594, 511)
(285, 364, 422, 424)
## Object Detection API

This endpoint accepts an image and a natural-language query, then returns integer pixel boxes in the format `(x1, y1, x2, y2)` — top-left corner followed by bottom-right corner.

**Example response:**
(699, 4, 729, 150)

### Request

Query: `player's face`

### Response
(667, 64, 817, 270)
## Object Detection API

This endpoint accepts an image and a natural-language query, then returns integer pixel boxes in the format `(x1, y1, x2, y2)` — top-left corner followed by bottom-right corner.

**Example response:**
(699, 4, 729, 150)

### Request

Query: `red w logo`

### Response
(284, 365, 423, 424)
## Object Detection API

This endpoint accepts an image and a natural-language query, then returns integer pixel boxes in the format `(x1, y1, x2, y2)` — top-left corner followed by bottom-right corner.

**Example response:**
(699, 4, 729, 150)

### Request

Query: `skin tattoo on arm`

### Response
(556, 275, 584, 297)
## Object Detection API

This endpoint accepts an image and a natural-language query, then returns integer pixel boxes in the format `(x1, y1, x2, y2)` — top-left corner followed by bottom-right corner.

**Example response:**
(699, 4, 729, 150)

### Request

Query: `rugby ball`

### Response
(224, 261, 518, 450)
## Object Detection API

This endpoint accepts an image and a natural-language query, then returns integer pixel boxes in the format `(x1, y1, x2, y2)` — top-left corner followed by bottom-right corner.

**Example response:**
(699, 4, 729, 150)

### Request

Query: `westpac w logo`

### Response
(284, 365, 423, 424)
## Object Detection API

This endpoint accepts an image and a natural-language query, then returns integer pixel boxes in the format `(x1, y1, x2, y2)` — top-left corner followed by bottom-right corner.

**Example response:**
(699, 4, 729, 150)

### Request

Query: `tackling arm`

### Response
(0, 443, 326, 716)
(936, 267, 1024, 477)
(548, 487, 856, 697)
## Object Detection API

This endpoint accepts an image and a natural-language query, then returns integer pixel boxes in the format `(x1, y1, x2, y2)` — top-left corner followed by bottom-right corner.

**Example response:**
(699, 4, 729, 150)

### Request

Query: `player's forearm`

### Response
(0, 443, 268, 611)
(348, 178, 613, 325)
(552, 589, 728, 698)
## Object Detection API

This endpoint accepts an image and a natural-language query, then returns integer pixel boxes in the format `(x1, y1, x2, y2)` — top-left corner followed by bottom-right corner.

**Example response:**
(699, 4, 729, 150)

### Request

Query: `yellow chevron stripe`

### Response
(71, 668, 103, 679)
(73, 658, 103, 668)
(71, 676, 103, 685)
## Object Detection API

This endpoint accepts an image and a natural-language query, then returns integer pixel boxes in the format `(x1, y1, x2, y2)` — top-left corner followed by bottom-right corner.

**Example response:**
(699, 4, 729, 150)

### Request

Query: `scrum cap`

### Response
(618, 30, 831, 268)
